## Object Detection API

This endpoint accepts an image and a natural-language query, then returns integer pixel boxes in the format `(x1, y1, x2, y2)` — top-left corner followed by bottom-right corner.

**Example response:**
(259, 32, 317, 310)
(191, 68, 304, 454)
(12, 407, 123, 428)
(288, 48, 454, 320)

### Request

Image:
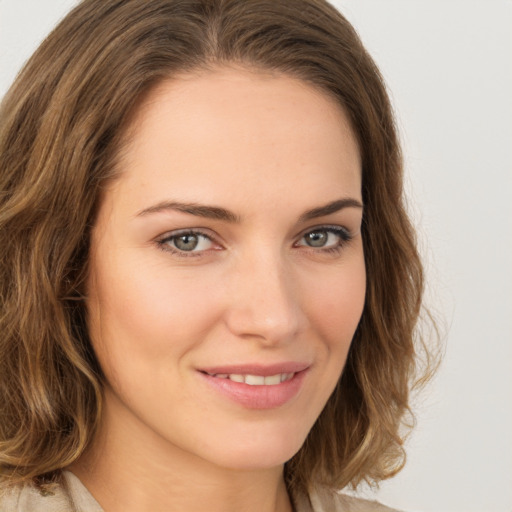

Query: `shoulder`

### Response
(295, 487, 403, 512)
(0, 472, 102, 512)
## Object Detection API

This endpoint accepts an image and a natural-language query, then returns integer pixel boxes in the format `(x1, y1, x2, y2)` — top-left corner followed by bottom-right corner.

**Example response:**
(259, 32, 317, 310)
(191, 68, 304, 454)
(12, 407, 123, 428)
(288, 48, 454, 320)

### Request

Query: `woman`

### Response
(0, 1, 434, 511)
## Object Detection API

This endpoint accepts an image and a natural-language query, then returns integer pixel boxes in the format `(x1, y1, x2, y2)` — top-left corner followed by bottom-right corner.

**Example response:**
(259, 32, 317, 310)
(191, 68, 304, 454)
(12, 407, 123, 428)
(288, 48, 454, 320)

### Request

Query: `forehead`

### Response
(109, 66, 362, 215)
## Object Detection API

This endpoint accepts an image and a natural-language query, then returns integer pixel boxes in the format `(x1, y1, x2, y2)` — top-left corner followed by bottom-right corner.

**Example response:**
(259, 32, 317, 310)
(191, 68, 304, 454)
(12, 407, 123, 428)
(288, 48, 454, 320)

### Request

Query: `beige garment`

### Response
(0, 472, 101, 512)
(0, 471, 400, 512)
(294, 487, 401, 511)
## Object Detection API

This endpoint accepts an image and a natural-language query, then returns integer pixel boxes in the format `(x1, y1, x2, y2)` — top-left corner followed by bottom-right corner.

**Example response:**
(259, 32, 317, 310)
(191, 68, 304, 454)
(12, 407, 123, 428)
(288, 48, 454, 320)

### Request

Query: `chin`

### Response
(194, 420, 310, 471)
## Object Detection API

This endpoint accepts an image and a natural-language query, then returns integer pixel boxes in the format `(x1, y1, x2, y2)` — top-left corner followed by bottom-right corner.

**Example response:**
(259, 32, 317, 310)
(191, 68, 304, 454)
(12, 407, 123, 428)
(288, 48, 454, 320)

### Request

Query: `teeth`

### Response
(264, 374, 281, 385)
(245, 375, 265, 385)
(209, 372, 295, 385)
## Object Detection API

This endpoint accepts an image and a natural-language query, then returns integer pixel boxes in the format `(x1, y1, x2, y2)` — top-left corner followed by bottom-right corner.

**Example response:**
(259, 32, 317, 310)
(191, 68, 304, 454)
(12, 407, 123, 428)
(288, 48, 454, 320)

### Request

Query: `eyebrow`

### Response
(136, 197, 363, 222)
(136, 201, 240, 222)
(299, 198, 363, 222)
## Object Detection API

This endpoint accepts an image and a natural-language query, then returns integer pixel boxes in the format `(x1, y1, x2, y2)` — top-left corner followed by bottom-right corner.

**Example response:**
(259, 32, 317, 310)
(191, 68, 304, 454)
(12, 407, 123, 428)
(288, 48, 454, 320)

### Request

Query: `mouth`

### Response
(198, 363, 309, 409)
(201, 372, 296, 386)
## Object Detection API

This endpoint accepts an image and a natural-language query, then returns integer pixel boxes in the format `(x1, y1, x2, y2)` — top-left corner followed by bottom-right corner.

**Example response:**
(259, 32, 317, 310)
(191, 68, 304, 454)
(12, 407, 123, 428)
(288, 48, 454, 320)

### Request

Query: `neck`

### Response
(69, 389, 294, 512)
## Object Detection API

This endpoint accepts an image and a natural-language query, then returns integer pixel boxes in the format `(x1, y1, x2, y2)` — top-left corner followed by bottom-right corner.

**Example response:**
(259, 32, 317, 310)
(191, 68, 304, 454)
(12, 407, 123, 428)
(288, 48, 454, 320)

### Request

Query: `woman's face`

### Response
(87, 67, 365, 471)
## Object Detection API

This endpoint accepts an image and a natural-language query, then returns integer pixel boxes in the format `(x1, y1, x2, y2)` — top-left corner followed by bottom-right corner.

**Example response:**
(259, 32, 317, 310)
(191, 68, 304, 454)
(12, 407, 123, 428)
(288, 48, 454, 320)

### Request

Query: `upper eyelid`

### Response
(157, 223, 350, 236)
(157, 227, 216, 241)
(156, 228, 219, 251)
(157, 224, 352, 240)
(297, 224, 352, 238)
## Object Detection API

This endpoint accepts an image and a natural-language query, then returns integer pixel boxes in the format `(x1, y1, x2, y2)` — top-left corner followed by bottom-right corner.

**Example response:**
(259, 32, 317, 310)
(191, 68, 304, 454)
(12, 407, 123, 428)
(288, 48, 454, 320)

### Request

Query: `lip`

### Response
(199, 362, 309, 377)
(197, 362, 310, 410)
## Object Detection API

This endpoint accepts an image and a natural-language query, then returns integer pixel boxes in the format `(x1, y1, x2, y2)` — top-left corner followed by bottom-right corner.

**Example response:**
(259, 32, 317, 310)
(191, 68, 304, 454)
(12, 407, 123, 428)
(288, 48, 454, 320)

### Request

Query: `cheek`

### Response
(86, 252, 224, 377)
(306, 257, 366, 354)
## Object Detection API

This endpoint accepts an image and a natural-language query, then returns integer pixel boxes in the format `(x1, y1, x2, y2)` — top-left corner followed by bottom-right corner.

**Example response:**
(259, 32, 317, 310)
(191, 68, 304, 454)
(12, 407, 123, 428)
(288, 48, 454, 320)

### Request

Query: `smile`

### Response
(205, 373, 295, 385)
(199, 365, 309, 409)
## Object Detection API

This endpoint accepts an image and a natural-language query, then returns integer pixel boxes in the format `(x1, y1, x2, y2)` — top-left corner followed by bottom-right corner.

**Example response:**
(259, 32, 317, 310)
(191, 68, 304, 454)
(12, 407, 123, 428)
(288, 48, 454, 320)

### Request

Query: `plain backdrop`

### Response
(1, 1, 511, 511)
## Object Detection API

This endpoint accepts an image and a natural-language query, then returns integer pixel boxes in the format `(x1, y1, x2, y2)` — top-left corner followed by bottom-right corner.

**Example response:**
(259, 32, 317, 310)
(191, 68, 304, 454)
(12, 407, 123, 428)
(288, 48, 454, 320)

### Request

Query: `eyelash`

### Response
(156, 225, 353, 258)
(295, 226, 353, 255)
(156, 229, 216, 258)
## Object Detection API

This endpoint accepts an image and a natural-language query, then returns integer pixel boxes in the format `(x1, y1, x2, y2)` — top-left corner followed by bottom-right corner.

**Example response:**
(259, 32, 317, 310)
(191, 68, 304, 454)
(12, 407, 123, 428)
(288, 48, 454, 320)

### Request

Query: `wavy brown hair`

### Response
(0, 0, 435, 495)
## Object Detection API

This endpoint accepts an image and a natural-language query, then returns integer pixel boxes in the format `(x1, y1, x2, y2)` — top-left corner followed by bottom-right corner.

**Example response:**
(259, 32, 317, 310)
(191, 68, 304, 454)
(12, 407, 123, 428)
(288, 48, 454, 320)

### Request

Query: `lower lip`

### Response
(199, 370, 308, 409)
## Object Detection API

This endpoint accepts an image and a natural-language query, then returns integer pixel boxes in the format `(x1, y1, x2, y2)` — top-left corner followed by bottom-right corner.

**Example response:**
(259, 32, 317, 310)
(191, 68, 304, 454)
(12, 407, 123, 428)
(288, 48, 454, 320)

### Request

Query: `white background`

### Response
(1, 1, 511, 511)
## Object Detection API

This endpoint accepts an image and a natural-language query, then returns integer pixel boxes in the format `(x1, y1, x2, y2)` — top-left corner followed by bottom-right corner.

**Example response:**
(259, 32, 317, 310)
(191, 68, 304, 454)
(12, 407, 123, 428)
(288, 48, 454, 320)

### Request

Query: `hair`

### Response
(0, 0, 436, 496)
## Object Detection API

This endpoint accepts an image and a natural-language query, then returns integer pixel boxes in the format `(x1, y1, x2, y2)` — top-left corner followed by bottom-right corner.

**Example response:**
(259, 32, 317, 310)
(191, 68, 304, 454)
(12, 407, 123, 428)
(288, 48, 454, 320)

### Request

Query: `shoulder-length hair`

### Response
(0, 0, 433, 495)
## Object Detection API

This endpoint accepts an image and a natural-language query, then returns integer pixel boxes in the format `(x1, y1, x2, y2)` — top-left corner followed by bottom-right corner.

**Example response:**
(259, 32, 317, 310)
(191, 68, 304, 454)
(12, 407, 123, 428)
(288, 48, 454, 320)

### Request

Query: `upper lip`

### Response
(199, 362, 310, 376)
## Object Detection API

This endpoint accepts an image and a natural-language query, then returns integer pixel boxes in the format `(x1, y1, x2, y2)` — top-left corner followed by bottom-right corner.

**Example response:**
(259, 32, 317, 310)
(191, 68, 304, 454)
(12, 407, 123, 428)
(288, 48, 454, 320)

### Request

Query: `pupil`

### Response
(307, 231, 327, 247)
(175, 234, 199, 251)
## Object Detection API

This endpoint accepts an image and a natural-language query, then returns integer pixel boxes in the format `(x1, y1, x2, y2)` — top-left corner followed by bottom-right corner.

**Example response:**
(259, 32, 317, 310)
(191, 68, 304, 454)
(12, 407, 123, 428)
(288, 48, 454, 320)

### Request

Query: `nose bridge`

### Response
(224, 245, 302, 345)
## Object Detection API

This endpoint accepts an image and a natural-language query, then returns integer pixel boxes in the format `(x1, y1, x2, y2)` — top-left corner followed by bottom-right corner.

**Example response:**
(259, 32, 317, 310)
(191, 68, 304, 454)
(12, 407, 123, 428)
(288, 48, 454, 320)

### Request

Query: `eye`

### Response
(296, 226, 352, 250)
(158, 230, 216, 254)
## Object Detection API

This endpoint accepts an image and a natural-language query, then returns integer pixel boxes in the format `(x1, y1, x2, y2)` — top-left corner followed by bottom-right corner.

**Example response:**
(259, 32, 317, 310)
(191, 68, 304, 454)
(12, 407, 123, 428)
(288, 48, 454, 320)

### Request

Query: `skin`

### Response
(71, 66, 366, 512)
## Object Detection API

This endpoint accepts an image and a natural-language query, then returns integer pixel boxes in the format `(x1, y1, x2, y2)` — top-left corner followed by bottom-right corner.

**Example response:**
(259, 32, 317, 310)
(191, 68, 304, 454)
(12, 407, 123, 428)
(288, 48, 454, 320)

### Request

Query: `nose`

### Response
(223, 250, 304, 346)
